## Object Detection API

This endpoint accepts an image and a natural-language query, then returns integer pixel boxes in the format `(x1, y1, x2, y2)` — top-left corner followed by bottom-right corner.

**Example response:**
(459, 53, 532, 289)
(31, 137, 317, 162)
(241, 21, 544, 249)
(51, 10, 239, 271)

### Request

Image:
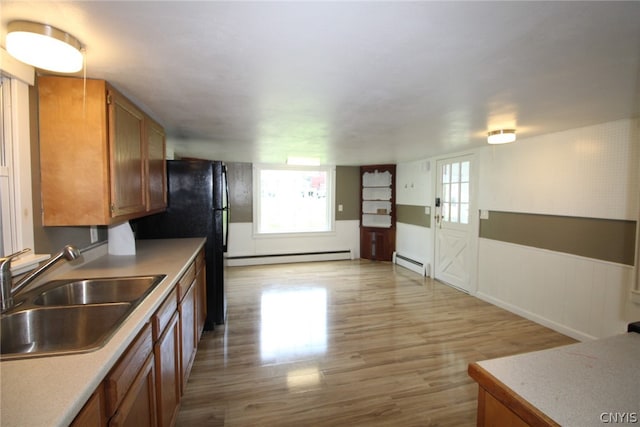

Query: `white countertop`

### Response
(477, 332, 640, 426)
(0, 238, 206, 427)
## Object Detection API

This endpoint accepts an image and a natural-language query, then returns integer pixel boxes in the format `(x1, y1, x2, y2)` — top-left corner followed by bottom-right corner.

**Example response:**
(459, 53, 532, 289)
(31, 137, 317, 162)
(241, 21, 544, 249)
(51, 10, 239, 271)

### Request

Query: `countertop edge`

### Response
(0, 237, 206, 427)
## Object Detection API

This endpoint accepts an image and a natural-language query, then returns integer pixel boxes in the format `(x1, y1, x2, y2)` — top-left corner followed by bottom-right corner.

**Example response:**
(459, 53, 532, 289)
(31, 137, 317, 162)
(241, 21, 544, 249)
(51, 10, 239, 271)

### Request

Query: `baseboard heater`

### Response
(393, 252, 428, 276)
(226, 250, 353, 267)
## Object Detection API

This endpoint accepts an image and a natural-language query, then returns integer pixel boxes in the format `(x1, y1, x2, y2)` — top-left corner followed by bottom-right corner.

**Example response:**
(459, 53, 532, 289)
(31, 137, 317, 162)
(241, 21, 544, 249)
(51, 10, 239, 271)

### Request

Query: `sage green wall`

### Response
(335, 166, 360, 221)
(479, 211, 636, 265)
(397, 204, 431, 228)
(226, 162, 253, 223)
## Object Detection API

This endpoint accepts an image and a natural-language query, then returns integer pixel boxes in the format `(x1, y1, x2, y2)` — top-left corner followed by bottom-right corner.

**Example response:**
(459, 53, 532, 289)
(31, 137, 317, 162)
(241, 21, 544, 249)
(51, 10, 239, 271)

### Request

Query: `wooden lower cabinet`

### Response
(73, 247, 207, 427)
(360, 228, 395, 261)
(469, 363, 559, 427)
(195, 257, 207, 337)
(179, 280, 197, 393)
(104, 324, 156, 427)
(154, 311, 181, 427)
(109, 354, 157, 427)
(477, 388, 529, 427)
(71, 386, 107, 427)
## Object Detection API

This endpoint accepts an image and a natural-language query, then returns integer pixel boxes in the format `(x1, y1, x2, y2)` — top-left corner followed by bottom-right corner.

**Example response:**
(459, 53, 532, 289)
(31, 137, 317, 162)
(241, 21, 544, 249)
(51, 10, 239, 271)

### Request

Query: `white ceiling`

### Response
(2, 1, 639, 165)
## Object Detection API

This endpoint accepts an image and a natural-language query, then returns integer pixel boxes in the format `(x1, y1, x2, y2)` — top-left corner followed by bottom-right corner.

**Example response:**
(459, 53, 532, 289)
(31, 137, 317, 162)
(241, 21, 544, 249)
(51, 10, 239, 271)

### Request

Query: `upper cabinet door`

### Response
(145, 118, 167, 213)
(108, 89, 146, 219)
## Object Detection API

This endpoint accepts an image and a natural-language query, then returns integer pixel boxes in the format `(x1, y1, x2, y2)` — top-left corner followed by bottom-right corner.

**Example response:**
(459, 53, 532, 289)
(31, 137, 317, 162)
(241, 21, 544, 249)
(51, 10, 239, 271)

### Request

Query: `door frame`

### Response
(431, 152, 479, 295)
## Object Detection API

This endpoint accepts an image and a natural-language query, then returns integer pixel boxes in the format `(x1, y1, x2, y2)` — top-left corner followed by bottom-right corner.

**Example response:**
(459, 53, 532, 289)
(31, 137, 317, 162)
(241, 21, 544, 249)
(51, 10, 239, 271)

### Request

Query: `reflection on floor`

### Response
(260, 287, 327, 361)
(176, 260, 576, 427)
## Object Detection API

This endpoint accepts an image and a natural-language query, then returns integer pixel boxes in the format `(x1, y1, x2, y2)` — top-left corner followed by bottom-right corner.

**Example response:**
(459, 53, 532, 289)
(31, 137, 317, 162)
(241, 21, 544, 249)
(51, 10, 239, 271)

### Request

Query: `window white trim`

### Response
(253, 164, 336, 237)
(1, 47, 36, 262)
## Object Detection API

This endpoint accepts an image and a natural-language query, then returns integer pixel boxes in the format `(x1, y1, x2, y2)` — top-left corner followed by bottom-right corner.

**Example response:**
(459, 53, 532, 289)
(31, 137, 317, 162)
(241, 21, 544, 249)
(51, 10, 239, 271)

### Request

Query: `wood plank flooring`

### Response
(176, 260, 576, 426)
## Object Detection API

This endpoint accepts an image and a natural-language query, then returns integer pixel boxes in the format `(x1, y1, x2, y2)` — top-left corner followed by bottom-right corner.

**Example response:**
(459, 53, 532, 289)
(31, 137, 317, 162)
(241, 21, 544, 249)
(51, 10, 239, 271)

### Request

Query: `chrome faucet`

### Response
(0, 245, 81, 312)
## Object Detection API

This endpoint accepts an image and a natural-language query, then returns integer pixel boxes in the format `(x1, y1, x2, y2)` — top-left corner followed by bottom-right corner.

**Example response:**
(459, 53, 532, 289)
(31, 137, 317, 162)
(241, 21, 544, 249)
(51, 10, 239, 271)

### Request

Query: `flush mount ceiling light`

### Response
(6, 20, 84, 73)
(487, 129, 516, 145)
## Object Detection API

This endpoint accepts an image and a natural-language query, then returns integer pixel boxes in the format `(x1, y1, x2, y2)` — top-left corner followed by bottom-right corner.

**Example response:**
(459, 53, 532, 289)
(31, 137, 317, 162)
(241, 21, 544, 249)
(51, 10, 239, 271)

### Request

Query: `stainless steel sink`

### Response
(0, 274, 166, 360)
(32, 275, 165, 306)
(1, 304, 132, 359)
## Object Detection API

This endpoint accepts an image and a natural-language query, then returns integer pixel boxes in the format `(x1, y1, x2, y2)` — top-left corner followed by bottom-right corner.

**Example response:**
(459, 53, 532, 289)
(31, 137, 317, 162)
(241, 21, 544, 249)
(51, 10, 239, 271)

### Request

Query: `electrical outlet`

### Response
(90, 226, 99, 243)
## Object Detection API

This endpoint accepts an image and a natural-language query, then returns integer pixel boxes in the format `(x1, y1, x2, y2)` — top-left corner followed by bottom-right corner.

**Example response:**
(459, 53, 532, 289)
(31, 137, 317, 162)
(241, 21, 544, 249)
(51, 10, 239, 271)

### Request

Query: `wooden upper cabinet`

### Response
(109, 89, 146, 219)
(145, 118, 167, 213)
(38, 76, 166, 226)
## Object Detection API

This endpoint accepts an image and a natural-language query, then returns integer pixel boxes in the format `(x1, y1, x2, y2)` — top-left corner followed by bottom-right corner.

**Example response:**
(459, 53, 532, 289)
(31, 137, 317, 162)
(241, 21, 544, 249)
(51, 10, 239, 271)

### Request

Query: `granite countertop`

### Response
(0, 238, 206, 427)
(474, 332, 640, 426)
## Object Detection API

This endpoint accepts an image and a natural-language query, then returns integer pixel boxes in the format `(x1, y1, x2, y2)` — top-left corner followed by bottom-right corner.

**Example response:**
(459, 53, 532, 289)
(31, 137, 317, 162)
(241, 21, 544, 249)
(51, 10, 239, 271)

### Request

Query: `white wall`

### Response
(395, 159, 434, 275)
(397, 118, 640, 340)
(227, 220, 360, 264)
(476, 118, 640, 340)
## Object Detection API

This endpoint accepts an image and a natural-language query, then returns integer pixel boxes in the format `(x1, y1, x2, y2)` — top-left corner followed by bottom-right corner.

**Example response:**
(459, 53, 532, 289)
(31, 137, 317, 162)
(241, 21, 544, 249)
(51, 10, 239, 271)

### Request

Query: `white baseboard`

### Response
(226, 250, 352, 267)
(475, 291, 597, 342)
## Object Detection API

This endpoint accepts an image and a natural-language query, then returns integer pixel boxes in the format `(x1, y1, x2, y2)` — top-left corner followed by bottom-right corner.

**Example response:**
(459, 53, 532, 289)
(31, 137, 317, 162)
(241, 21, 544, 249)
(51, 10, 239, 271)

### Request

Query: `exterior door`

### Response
(434, 154, 476, 293)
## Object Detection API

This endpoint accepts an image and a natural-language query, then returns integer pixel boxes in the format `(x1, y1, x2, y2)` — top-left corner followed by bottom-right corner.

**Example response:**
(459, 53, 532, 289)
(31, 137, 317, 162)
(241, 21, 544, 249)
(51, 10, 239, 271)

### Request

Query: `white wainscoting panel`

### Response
(395, 222, 431, 276)
(477, 238, 639, 341)
(226, 220, 360, 265)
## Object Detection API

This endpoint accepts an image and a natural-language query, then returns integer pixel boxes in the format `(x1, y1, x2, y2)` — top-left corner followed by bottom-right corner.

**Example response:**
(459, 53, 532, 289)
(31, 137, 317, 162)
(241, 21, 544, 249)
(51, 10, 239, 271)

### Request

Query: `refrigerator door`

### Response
(132, 159, 225, 330)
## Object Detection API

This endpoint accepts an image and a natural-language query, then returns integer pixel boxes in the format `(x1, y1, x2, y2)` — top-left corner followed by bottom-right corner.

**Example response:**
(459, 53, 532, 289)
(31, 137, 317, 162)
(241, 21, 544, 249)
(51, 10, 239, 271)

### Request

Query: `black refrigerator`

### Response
(132, 160, 228, 330)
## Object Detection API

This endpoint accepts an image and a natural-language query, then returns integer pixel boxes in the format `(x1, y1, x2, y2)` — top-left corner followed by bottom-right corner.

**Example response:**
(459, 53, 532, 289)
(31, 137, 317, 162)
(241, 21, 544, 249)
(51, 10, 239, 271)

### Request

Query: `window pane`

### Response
(443, 183, 450, 203)
(460, 203, 469, 224)
(451, 162, 460, 183)
(442, 164, 450, 183)
(259, 168, 331, 234)
(450, 183, 459, 203)
(461, 182, 469, 203)
(450, 203, 459, 223)
(461, 161, 470, 182)
(442, 202, 450, 222)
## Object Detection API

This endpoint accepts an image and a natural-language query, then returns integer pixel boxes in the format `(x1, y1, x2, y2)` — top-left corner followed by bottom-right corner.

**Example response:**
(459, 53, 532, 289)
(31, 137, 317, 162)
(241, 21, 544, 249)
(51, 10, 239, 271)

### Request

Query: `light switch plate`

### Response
(480, 210, 490, 220)
(425, 206, 430, 215)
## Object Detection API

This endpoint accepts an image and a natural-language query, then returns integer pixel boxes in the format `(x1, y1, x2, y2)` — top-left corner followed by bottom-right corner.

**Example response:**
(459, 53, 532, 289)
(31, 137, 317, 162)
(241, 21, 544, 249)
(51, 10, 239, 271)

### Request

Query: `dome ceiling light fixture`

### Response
(6, 20, 84, 73)
(487, 129, 516, 145)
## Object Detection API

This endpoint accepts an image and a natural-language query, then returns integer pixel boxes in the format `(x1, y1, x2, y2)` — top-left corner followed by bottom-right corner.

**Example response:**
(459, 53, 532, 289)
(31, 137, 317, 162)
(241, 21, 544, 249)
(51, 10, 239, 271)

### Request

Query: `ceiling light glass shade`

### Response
(6, 21, 84, 73)
(487, 129, 516, 144)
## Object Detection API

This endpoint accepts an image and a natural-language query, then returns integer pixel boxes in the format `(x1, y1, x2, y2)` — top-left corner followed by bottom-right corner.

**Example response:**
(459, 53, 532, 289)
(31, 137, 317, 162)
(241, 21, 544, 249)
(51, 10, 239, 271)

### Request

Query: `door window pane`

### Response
(460, 203, 469, 224)
(440, 159, 472, 225)
(451, 183, 459, 203)
(450, 203, 459, 223)
(461, 183, 469, 203)
(451, 162, 460, 183)
(461, 161, 470, 182)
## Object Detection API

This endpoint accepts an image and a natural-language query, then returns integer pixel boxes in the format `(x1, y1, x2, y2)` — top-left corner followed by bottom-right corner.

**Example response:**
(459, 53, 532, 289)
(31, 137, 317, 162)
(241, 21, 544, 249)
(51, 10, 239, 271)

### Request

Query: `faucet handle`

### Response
(0, 248, 32, 272)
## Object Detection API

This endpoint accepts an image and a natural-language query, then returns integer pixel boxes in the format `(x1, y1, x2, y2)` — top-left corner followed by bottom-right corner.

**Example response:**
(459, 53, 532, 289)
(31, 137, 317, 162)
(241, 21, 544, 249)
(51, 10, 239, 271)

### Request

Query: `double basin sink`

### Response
(1, 275, 165, 360)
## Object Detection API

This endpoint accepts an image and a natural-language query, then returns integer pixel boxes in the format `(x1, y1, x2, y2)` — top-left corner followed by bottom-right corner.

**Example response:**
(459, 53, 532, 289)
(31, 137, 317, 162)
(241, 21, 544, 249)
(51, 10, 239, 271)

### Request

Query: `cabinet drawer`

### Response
(104, 323, 153, 417)
(153, 288, 177, 341)
(176, 261, 196, 302)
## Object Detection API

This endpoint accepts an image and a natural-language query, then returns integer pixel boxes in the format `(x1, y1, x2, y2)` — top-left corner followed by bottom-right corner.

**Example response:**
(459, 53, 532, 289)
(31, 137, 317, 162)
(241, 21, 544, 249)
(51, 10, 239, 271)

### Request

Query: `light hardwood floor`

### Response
(176, 260, 576, 426)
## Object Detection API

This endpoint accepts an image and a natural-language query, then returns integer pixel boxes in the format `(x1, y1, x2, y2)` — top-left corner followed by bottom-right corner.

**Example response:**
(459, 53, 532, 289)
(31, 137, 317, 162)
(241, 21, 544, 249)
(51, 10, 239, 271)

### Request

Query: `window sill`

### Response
(11, 253, 50, 276)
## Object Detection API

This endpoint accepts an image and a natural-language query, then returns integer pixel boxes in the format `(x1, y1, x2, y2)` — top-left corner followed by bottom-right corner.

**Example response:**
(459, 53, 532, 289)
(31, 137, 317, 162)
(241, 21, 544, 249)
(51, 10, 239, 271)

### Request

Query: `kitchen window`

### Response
(253, 164, 335, 235)
(0, 53, 38, 267)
